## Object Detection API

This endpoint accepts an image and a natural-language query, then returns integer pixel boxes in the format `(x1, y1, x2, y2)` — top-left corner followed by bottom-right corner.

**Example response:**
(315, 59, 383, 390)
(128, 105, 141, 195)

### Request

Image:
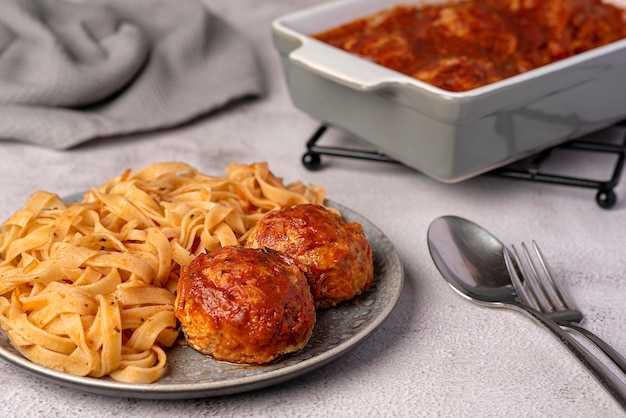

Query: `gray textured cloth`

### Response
(0, 0, 263, 148)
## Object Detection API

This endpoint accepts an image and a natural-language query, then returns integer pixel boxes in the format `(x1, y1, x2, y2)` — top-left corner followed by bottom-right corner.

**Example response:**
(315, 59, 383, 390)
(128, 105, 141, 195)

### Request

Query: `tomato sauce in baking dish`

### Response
(313, 0, 626, 92)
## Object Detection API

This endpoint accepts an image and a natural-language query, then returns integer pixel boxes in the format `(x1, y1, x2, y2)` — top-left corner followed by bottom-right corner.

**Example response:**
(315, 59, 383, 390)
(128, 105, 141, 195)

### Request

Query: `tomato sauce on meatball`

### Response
(174, 245, 316, 364)
(246, 204, 374, 309)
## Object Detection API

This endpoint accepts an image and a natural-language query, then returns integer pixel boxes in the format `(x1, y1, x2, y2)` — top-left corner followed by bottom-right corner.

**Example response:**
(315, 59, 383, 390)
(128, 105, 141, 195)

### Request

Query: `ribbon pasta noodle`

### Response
(0, 162, 325, 383)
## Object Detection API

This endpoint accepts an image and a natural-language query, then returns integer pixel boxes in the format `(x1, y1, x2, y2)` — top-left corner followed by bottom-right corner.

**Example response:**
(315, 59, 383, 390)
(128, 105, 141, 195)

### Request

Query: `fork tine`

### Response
(516, 241, 584, 323)
(520, 242, 558, 312)
(510, 244, 551, 311)
(509, 245, 537, 308)
(504, 249, 534, 307)
(530, 241, 576, 311)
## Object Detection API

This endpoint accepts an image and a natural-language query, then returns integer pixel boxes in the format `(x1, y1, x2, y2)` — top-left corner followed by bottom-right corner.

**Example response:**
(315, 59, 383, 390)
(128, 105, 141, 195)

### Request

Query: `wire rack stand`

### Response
(301, 124, 626, 209)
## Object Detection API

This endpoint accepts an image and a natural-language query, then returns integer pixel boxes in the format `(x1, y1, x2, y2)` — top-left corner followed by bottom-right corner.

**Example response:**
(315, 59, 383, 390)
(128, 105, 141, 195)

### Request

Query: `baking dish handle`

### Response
(289, 40, 405, 91)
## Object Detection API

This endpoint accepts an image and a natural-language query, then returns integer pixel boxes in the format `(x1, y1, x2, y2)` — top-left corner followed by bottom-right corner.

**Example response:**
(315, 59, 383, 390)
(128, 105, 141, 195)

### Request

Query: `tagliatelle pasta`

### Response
(0, 162, 325, 383)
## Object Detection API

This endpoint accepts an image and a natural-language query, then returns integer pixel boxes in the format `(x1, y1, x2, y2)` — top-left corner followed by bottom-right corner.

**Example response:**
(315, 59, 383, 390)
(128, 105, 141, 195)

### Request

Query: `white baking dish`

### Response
(271, 0, 626, 182)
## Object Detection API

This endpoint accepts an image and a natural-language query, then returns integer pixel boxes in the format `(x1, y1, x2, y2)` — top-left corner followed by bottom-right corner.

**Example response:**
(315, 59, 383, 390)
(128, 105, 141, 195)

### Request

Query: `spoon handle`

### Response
(512, 302, 626, 410)
(563, 323, 626, 376)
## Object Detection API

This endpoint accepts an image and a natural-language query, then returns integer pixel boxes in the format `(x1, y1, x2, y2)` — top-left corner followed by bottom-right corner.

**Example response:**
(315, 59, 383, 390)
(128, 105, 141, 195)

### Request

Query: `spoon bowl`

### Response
(427, 215, 515, 303)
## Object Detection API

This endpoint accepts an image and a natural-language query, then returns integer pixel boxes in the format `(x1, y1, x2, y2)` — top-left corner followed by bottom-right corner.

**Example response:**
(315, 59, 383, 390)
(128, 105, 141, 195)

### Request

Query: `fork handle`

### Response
(564, 323, 626, 375)
(512, 302, 626, 411)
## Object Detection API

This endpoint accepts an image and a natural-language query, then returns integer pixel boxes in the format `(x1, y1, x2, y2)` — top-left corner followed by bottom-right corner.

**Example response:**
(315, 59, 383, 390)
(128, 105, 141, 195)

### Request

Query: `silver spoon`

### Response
(426, 215, 626, 410)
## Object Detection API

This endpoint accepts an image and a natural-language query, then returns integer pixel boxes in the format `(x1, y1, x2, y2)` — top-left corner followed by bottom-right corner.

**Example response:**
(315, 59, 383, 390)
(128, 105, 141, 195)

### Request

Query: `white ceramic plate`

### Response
(0, 200, 403, 399)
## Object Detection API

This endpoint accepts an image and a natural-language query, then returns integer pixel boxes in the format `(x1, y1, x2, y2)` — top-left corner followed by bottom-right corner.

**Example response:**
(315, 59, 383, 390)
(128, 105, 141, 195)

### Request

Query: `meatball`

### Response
(174, 245, 316, 364)
(246, 204, 374, 309)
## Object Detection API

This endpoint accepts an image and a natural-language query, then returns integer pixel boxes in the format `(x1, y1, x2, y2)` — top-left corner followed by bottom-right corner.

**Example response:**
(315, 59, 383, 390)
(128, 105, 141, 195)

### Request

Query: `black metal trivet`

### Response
(301, 124, 626, 209)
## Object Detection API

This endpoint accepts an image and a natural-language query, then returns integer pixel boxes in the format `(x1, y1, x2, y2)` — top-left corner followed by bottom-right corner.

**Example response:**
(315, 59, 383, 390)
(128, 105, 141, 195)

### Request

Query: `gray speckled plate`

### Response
(0, 200, 403, 399)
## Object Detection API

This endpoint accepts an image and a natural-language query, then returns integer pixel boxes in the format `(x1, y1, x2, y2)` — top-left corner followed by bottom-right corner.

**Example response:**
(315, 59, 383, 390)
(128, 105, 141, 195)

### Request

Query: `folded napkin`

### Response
(0, 0, 263, 148)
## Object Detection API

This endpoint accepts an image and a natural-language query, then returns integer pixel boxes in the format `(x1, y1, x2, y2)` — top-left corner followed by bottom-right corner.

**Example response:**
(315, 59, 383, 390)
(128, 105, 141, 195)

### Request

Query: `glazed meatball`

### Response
(246, 204, 374, 309)
(174, 245, 316, 364)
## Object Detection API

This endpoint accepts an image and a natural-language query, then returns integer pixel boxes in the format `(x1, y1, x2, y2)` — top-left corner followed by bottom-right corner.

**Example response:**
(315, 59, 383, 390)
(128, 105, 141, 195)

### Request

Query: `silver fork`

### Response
(509, 241, 626, 375)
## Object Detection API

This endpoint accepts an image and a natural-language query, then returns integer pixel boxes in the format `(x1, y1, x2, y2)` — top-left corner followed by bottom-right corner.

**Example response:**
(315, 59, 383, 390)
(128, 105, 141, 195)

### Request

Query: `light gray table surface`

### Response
(0, 1, 625, 417)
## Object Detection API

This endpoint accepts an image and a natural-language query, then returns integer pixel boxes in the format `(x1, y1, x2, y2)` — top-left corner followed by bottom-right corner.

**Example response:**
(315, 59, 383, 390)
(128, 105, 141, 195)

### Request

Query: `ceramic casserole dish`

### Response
(271, 0, 626, 182)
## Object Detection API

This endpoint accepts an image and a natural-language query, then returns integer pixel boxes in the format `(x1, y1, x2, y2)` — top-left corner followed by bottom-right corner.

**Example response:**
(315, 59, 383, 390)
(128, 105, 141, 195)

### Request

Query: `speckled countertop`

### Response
(0, 1, 625, 417)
